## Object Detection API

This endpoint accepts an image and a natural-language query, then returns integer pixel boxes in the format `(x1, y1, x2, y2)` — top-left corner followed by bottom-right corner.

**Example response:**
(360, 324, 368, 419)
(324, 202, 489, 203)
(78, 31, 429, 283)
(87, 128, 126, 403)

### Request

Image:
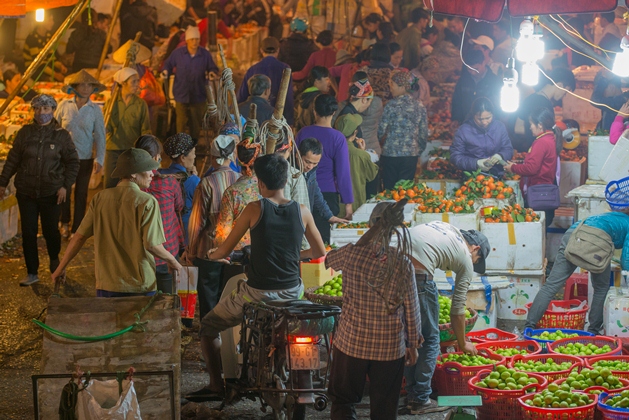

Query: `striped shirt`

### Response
(23, 30, 64, 82)
(326, 244, 423, 361)
(144, 172, 184, 266)
(215, 175, 261, 251)
(188, 167, 241, 259)
(55, 98, 106, 165)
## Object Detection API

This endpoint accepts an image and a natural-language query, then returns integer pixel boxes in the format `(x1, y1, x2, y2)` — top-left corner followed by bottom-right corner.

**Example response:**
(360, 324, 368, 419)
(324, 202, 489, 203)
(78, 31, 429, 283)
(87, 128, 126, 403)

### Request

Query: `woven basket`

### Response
(304, 286, 343, 306)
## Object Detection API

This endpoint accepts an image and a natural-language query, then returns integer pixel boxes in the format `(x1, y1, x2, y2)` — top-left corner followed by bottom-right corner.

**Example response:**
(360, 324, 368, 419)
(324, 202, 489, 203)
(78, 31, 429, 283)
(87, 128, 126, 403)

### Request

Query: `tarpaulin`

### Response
(0, 0, 78, 17)
(423, 0, 618, 23)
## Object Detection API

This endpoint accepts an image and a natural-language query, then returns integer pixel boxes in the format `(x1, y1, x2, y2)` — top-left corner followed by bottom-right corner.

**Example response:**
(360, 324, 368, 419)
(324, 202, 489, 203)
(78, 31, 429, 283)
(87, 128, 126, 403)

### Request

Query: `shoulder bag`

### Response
(564, 221, 615, 273)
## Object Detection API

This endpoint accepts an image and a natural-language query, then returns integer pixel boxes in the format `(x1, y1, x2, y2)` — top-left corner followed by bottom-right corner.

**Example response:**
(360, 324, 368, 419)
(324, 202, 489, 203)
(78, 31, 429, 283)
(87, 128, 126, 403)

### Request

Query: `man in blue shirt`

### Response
(237, 37, 294, 125)
(526, 211, 629, 334)
(163, 25, 218, 141)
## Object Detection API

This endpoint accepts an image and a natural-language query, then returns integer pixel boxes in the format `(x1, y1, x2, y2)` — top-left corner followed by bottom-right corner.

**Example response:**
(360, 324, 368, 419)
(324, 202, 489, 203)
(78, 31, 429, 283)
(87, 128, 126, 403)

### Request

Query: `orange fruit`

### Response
(525, 215, 533, 222)
(496, 193, 505, 199)
(485, 218, 493, 223)
(476, 175, 485, 182)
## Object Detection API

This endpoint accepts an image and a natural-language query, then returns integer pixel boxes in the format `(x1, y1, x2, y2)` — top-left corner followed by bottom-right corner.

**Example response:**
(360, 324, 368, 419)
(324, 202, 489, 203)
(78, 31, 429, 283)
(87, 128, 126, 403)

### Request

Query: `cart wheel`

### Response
(314, 395, 328, 411)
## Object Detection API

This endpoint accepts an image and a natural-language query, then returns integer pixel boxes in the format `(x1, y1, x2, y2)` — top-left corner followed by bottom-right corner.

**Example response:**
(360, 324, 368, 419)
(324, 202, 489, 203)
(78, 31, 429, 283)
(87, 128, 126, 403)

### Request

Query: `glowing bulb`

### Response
(35, 9, 45, 22)
(522, 62, 539, 86)
(501, 58, 519, 113)
(516, 18, 544, 63)
(612, 36, 629, 78)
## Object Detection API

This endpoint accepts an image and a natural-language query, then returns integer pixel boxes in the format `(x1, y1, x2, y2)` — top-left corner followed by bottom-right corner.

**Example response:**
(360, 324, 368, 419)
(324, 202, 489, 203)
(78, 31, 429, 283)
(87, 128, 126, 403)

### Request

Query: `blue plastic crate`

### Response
(606, 177, 629, 212)
(522, 328, 594, 352)
(598, 392, 629, 420)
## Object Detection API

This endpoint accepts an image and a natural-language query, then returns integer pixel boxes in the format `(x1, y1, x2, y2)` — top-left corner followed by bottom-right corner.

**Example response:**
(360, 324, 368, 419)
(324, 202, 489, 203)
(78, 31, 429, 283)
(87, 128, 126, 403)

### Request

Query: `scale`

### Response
(437, 395, 482, 419)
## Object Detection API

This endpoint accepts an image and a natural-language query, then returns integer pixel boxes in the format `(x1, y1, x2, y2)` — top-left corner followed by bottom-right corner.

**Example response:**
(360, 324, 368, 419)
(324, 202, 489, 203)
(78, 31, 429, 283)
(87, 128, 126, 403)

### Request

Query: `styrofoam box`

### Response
(566, 184, 610, 221)
(604, 287, 629, 337)
(559, 158, 587, 205)
(588, 135, 615, 182)
(599, 135, 629, 184)
(414, 210, 479, 231)
(329, 223, 411, 247)
(0, 195, 18, 244)
(416, 179, 462, 196)
(473, 196, 515, 210)
(471, 300, 498, 332)
(490, 267, 546, 320)
(352, 201, 415, 222)
(505, 180, 525, 207)
(480, 212, 546, 271)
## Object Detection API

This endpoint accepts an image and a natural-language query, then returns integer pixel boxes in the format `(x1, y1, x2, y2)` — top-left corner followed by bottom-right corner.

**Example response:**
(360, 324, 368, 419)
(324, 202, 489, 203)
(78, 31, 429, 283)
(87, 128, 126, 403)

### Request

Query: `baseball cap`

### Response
(470, 35, 494, 51)
(261, 37, 280, 54)
(460, 230, 491, 274)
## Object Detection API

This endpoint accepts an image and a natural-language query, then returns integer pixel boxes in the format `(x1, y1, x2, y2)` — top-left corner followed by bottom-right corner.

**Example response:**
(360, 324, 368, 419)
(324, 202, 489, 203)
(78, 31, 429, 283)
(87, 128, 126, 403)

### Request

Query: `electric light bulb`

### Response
(501, 58, 519, 113)
(35, 9, 45, 22)
(613, 36, 629, 78)
(516, 18, 545, 63)
(522, 62, 539, 86)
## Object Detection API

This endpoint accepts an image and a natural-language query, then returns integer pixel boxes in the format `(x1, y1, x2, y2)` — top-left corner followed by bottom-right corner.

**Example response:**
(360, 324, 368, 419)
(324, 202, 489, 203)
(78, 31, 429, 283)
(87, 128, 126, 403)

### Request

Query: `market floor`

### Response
(0, 236, 453, 420)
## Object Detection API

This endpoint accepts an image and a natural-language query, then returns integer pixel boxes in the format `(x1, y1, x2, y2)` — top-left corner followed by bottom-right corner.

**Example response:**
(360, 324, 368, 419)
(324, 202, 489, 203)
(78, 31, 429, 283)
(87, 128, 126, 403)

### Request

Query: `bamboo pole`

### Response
(208, 11, 218, 53)
(0, 0, 90, 117)
(249, 102, 257, 121)
(103, 32, 142, 128)
(218, 44, 242, 132)
(265, 67, 291, 154)
(96, 0, 124, 79)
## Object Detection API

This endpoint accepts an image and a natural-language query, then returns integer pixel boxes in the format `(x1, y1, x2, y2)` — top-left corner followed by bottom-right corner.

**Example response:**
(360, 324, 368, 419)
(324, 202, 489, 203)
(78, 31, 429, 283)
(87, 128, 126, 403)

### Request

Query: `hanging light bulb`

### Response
(516, 18, 545, 63)
(501, 58, 520, 113)
(522, 62, 539, 86)
(613, 35, 629, 78)
(35, 8, 45, 22)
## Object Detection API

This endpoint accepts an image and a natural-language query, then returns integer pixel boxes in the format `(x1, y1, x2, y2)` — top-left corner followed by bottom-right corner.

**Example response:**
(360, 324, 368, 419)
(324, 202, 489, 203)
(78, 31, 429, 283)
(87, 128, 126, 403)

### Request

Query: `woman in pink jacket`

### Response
(610, 102, 629, 144)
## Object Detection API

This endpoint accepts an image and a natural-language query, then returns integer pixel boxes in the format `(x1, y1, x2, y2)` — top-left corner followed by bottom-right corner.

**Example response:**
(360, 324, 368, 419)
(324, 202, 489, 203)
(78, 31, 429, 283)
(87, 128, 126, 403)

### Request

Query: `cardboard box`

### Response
(599, 135, 629, 184)
(560, 158, 587, 205)
(414, 210, 479, 231)
(491, 267, 546, 320)
(300, 257, 337, 290)
(480, 213, 546, 271)
(0, 194, 18, 244)
(588, 136, 615, 182)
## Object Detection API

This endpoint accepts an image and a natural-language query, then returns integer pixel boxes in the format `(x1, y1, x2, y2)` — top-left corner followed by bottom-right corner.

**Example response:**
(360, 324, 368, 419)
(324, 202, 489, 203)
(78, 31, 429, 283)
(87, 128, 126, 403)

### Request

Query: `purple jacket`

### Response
(450, 119, 513, 176)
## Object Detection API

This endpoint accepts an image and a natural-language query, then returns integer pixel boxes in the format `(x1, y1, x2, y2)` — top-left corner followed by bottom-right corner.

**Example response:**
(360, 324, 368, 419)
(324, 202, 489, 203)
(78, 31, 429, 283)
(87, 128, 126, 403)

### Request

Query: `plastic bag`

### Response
(139, 70, 166, 107)
(176, 266, 199, 320)
(75, 379, 141, 420)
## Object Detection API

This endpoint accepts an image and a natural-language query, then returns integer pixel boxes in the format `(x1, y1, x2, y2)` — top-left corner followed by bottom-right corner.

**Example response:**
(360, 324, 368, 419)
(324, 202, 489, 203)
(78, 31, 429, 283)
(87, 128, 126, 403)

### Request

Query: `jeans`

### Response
(525, 228, 611, 334)
(104, 150, 124, 189)
(155, 264, 174, 294)
(194, 258, 224, 321)
(329, 348, 405, 420)
(315, 192, 340, 244)
(60, 159, 93, 232)
(404, 277, 440, 403)
(380, 155, 419, 190)
(175, 102, 206, 141)
(16, 193, 61, 275)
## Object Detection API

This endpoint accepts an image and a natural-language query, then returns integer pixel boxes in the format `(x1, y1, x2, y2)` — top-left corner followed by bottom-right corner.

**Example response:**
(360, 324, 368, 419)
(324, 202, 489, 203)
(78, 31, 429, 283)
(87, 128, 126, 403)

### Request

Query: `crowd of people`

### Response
(2, 3, 629, 419)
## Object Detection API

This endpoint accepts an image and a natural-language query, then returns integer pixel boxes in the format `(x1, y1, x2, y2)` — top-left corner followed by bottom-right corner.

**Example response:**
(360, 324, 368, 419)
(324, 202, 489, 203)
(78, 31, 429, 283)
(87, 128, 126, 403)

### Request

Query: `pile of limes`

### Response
(475, 365, 539, 390)
(603, 390, 629, 409)
(438, 295, 472, 324)
(438, 353, 494, 367)
(512, 358, 574, 373)
(523, 383, 592, 408)
(552, 342, 613, 356)
(592, 359, 629, 372)
(488, 347, 530, 357)
(561, 367, 623, 392)
(530, 330, 580, 341)
(314, 274, 343, 297)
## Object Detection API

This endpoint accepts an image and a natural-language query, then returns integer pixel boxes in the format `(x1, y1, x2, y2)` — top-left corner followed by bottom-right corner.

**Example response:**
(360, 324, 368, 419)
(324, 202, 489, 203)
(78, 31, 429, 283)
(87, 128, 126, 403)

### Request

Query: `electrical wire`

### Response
(460, 18, 479, 74)
(550, 14, 615, 58)
(537, 66, 629, 116)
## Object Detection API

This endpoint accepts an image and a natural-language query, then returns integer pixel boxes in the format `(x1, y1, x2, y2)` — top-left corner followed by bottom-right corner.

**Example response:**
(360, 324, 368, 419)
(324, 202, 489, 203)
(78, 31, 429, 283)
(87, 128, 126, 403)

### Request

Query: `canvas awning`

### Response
(1, 0, 79, 17)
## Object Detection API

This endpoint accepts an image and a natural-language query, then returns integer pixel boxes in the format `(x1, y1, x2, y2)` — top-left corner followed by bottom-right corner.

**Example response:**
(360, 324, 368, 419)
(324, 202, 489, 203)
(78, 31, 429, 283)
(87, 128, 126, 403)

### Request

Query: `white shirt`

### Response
(409, 221, 475, 315)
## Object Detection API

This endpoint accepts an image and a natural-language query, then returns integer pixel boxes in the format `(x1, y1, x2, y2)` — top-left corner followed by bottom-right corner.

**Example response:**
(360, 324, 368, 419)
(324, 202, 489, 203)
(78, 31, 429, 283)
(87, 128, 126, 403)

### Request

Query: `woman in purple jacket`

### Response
(450, 97, 513, 177)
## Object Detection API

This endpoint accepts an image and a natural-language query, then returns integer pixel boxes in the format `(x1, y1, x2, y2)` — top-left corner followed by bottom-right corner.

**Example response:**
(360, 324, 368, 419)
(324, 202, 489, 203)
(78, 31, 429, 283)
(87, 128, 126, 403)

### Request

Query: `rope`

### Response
(217, 67, 236, 125)
(31, 292, 162, 342)
(258, 114, 304, 177)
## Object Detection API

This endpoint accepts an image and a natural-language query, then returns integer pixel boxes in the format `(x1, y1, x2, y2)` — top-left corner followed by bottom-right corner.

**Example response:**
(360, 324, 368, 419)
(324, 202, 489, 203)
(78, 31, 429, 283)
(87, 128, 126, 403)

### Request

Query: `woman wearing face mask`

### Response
(55, 70, 107, 239)
(134, 135, 185, 294)
(450, 97, 513, 178)
(0, 94, 80, 287)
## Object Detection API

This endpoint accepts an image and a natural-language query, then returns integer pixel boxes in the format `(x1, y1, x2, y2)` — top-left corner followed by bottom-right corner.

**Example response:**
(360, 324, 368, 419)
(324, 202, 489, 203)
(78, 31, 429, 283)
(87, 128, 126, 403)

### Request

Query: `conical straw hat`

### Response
(62, 69, 106, 94)
(113, 40, 152, 64)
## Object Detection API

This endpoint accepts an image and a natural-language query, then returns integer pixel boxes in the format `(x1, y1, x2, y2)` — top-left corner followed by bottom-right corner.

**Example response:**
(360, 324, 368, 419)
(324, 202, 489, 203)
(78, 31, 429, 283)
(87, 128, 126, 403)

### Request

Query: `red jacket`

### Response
(511, 131, 558, 191)
(293, 47, 337, 81)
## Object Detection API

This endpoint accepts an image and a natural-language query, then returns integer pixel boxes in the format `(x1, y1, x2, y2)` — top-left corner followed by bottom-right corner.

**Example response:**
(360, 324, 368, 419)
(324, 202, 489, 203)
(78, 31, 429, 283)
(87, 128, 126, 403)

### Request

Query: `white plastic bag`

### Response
(76, 379, 142, 420)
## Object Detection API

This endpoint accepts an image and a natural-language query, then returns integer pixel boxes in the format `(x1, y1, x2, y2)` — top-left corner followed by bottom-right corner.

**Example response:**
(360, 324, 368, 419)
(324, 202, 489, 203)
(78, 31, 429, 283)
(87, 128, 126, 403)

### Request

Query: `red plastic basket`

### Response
(518, 392, 598, 420)
(525, 300, 588, 330)
(434, 350, 506, 396)
(586, 356, 629, 381)
(468, 369, 548, 420)
(548, 336, 622, 359)
(597, 392, 629, 420)
(551, 377, 629, 395)
(476, 340, 543, 362)
(509, 354, 583, 382)
(467, 328, 518, 343)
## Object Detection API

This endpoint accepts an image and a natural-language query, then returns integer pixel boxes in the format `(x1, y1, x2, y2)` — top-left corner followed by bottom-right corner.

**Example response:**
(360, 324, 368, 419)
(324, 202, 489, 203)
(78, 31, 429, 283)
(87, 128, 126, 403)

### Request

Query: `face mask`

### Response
(34, 112, 54, 125)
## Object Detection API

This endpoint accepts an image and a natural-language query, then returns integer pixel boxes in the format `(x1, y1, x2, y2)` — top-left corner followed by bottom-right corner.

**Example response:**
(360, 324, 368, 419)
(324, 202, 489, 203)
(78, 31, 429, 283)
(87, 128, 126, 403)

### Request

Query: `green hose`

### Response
(31, 292, 162, 342)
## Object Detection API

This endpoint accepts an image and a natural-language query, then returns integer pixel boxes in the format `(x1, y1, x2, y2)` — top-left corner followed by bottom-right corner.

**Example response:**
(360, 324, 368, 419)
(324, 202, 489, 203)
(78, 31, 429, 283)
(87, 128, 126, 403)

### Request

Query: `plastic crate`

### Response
(525, 300, 588, 330)
(476, 340, 543, 362)
(523, 328, 595, 352)
(548, 336, 622, 359)
(439, 308, 478, 342)
(434, 350, 506, 396)
(466, 328, 518, 343)
(551, 377, 629, 395)
(587, 356, 629, 381)
(597, 392, 629, 420)
(509, 354, 583, 382)
(518, 392, 597, 420)
(468, 369, 548, 420)
(605, 177, 629, 212)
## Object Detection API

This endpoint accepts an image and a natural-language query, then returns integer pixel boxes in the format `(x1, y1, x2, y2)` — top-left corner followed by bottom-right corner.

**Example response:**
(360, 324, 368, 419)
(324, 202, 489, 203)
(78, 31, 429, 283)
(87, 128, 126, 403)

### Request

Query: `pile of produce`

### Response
(560, 149, 582, 162)
(475, 365, 540, 390)
(455, 171, 515, 200)
(427, 84, 455, 142)
(602, 390, 629, 409)
(487, 346, 532, 358)
(417, 196, 475, 214)
(512, 358, 575, 373)
(422, 158, 464, 180)
(529, 330, 580, 341)
(438, 352, 495, 366)
(373, 180, 442, 203)
(313, 274, 343, 297)
(522, 384, 593, 408)
(560, 368, 624, 391)
(591, 360, 629, 372)
(482, 204, 541, 223)
(552, 342, 613, 356)
(438, 295, 473, 324)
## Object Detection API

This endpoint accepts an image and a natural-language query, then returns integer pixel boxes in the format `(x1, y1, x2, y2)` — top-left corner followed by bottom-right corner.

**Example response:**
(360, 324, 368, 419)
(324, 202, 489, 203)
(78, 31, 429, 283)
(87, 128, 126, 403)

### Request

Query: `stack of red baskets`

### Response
(433, 350, 505, 396)
(525, 299, 588, 330)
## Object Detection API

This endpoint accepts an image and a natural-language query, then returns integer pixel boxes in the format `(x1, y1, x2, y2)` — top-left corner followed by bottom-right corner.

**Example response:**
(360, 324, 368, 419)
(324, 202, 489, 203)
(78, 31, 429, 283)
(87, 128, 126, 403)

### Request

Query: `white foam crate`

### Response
(566, 184, 610, 221)
(559, 158, 587, 205)
(480, 212, 546, 271)
(599, 134, 629, 184)
(415, 179, 462, 196)
(352, 201, 415, 222)
(414, 210, 479, 231)
(489, 267, 546, 320)
(588, 135, 615, 182)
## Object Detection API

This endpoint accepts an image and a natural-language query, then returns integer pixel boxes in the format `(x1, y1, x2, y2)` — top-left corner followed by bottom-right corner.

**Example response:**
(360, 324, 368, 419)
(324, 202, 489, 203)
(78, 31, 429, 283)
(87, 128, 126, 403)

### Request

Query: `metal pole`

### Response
(96, 0, 124, 79)
(0, 0, 90, 117)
